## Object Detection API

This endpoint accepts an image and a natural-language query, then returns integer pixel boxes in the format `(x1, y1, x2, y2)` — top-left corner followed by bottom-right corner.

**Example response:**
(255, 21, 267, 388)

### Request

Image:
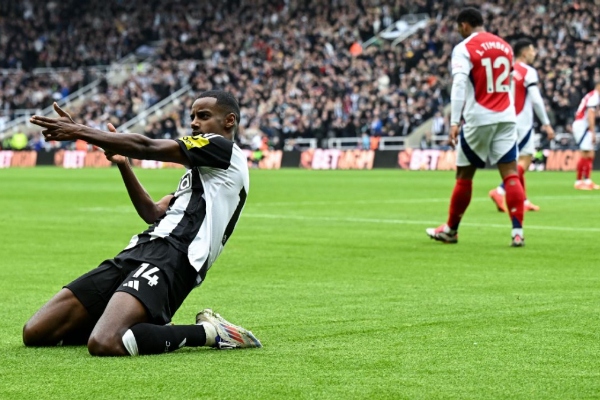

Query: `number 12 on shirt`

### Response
(481, 56, 511, 93)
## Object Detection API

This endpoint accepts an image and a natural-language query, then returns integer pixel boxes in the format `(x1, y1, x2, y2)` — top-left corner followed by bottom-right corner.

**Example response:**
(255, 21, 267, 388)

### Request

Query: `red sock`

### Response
(576, 157, 584, 180)
(517, 164, 526, 199)
(504, 174, 524, 228)
(581, 157, 590, 180)
(586, 158, 594, 180)
(447, 179, 472, 231)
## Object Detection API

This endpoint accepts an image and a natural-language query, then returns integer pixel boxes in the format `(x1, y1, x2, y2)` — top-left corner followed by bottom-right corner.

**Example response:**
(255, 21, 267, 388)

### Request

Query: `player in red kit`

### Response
(572, 83, 600, 190)
(426, 7, 525, 247)
(488, 38, 555, 211)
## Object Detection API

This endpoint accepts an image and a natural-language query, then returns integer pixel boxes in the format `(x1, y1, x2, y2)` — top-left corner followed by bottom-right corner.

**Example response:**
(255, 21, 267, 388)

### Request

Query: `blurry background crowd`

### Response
(1, 0, 599, 152)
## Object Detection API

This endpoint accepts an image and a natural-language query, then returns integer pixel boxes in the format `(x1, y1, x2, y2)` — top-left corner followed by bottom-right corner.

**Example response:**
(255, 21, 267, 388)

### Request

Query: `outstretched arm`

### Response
(104, 123, 174, 224)
(30, 103, 189, 166)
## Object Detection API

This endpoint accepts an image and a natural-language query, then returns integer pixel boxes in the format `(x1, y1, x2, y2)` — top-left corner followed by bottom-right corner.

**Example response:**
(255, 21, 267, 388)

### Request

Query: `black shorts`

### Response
(65, 239, 198, 325)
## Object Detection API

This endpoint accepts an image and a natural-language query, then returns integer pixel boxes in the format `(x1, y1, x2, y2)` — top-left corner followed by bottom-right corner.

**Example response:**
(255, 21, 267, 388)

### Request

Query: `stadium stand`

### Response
(1, 0, 599, 151)
(134, 0, 600, 151)
(0, 0, 162, 70)
(132, 0, 451, 149)
(0, 69, 101, 120)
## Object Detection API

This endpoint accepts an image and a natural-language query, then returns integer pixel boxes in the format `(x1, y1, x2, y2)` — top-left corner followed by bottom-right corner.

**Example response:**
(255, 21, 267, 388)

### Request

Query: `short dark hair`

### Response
(456, 7, 484, 27)
(513, 38, 533, 57)
(197, 90, 241, 125)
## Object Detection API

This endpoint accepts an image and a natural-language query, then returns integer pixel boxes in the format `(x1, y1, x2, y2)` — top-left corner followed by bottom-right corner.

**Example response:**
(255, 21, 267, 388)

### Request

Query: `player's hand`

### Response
(30, 103, 80, 141)
(104, 123, 129, 165)
(449, 125, 460, 148)
(542, 124, 555, 140)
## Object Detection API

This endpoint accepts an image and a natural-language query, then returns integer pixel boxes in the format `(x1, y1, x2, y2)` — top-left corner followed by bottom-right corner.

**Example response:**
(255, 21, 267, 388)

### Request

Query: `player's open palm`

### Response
(104, 123, 128, 165)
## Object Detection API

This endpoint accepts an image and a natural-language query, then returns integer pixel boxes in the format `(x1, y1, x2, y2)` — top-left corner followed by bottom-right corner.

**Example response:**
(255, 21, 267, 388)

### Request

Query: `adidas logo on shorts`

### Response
(123, 280, 139, 291)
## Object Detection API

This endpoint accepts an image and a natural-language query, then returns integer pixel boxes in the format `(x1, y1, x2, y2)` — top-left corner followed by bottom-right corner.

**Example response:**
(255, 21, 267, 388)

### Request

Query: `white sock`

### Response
(122, 329, 139, 356)
(524, 199, 530, 205)
(584, 179, 592, 184)
(444, 224, 456, 234)
(512, 228, 524, 238)
(496, 186, 506, 196)
(575, 180, 582, 184)
(199, 322, 217, 347)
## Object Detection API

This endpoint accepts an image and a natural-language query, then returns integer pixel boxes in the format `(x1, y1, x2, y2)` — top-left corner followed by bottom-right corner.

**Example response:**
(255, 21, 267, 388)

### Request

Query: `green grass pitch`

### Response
(1, 167, 599, 399)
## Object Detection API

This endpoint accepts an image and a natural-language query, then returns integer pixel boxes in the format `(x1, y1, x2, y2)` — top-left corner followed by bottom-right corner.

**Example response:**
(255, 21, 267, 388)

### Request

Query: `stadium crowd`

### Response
(1, 0, 600, 151)
(0, 69, 100, 120)
(1, 0, 449, 150)
(0, 0, 162, 70)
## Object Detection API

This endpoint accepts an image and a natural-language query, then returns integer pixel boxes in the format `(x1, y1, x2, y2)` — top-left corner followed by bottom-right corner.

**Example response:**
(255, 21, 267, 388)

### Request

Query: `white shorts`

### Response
(457, 122, 517, 168)
(517, 125, 535, 156)
(572, 120, 594, 151)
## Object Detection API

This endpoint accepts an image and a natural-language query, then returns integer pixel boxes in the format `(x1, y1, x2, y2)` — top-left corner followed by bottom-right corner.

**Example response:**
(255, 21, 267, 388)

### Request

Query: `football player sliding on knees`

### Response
(488, 38, 555, 213)
(425, 8, 525, 247)
(24, 91, 262, 356)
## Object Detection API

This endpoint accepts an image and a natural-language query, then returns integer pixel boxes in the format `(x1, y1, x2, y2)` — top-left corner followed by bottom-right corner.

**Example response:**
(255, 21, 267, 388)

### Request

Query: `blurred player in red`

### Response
(572, 82, 600, 190)
(488, 38, 555, 212)
(426, 7, 525, 247)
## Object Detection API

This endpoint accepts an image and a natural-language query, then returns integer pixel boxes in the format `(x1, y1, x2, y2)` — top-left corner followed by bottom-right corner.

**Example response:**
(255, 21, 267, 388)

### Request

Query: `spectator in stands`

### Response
(28, 132, 46, 152)
(398, 115, 413, 136)
(431, 111, 446, 137)
(420, 131, 434, 150)
(9, 131, 28, 150)
(361, 132, 370, 150)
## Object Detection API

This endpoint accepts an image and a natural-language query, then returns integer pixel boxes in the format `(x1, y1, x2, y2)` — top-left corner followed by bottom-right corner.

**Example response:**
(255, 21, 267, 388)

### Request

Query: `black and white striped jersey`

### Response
(124, 133, 249, 285)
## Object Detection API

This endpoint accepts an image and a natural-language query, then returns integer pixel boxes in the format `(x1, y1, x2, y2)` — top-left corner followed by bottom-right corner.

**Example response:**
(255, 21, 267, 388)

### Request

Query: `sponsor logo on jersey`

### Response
(180, 135, 210, 150)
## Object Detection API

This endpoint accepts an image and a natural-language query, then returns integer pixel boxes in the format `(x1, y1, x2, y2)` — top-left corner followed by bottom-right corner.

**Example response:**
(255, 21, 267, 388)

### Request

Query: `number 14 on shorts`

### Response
(133, 263, 160, 287)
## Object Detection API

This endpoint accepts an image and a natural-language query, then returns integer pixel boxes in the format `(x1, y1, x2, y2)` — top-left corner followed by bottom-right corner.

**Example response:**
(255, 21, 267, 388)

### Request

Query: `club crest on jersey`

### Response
(181, 135, 209, 150)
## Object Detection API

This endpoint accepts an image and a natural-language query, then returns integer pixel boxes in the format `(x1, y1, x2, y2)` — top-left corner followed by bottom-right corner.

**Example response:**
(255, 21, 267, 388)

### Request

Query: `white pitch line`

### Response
(250, 194, 600, 207)
(78, 194, 600, 215)
(243, 213, 600, 233)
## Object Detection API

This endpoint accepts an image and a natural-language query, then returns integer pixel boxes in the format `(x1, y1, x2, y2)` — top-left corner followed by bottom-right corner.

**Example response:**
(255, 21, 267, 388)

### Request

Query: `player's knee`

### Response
(22, 321, 42, 346)
(22, 322, 34, 346)
(87, 332, 126, 356)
